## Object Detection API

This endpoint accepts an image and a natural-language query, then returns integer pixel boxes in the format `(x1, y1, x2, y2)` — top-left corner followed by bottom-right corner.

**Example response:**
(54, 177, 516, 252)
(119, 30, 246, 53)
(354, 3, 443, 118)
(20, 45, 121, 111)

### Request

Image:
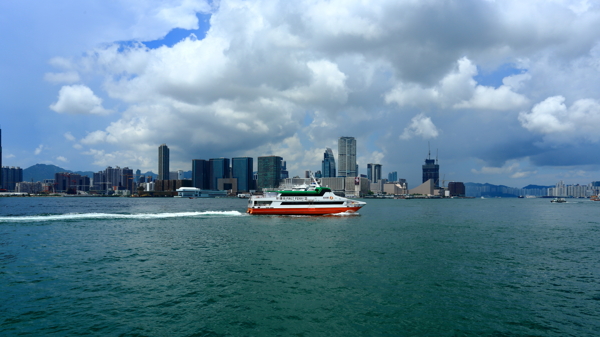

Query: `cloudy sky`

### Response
(2, 0, 600, 188)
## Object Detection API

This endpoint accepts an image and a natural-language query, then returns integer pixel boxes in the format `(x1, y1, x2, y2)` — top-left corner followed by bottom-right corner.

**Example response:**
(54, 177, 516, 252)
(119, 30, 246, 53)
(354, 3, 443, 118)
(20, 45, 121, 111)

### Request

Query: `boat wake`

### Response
(0, 211, 245, 222)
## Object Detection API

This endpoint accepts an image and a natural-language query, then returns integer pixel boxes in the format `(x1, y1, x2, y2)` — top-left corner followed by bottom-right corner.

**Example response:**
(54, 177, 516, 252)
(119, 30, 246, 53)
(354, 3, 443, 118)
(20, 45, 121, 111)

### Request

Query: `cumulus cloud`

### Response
(44, 71, 80, 84)
(32, 0, 600, 185)
(519, 95, 600, 143)
(34, 145, 44, 155)
(471, 161, 537, 179)
(386, 57, 529, 110)
(64, 132, 76, 142)
(400, 114, 439, 140)
(56, 156, 68, 163)
(50, 85, 112, 115)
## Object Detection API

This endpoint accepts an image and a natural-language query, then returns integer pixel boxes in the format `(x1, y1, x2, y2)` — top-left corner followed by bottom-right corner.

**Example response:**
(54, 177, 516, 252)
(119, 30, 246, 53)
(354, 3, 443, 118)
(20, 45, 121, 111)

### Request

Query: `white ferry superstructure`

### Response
(247, 184, 366, 215)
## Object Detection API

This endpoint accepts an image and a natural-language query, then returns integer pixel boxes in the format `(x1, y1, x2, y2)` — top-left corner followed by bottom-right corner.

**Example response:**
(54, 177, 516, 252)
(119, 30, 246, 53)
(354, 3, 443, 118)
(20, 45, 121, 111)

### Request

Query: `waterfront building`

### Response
(92, 166, 134, 192)
(388, 171, 398, 183)
(209, 158, 230, 190)
(158, 144, 170, 181)
(338, 137, 356, 177)
(1, 166, 23, 191)
(192, 159, 210, 189)
(0, 127, 2, 189)
(422, 151, 440, 189)
(281, 161, 289, 180)
(367, 163, 382, 183)
(448, 182, 466, 197)
(322, 148, 336, 178)
(16, 182, 43, 194)
(257, 156, 282, 190)
(54, 172, 90, 193)
(232, 157, 253, 192)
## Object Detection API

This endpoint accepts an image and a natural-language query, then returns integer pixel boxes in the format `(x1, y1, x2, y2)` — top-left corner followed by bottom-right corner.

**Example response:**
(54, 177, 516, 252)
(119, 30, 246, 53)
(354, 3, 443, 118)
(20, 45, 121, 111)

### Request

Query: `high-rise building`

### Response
(209, 158, 230, 190)
(232, 157, 254, 192)
(388, 171, 398, 182)
(422, 150, 440, 189)
(192, 159, 210, 189)
(338, 137, 356, 177)
(54, 172, 90, 193)
(322, 148, 336, 178)
(92, 166, 133, 192)
(367, 163, 382, 183)
(281, 161, 289, 180)
(0, 127, 2, 189)
(1, 166, 22, 191)
(158, 144, 170, 180)
(257, 156, 282, 189)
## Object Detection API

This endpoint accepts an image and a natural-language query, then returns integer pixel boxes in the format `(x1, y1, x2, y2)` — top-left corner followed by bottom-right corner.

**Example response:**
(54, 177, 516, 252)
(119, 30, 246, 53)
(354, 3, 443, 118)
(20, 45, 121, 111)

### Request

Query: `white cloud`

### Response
(64, 132, 76, 141)
(50, 85, 112, 115)
(56, 156, 68, 163)
(34, 144, 44, 155)
(471, 161, 537, 179)
(44, 71, 80, 84)
(26, 0, 600, 182)
(400, 114, 439, 140)
(386, 57, 529, 110)
(519, 95, 600, 143)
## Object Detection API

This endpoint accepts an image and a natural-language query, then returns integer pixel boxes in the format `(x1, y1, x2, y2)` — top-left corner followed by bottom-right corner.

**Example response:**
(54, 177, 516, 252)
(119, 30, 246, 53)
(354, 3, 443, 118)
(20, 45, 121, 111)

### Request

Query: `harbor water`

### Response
(1, 197, 599, 336)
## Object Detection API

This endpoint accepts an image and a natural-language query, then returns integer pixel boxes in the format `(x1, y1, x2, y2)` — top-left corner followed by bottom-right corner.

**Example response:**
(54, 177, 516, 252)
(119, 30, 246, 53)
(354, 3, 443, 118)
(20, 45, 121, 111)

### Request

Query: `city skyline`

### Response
(2, 1, 600, 187)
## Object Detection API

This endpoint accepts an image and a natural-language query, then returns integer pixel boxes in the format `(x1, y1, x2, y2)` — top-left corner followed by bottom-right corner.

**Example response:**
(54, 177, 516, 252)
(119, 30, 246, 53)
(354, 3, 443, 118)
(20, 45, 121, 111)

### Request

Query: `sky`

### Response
(2, 0, 600, 188)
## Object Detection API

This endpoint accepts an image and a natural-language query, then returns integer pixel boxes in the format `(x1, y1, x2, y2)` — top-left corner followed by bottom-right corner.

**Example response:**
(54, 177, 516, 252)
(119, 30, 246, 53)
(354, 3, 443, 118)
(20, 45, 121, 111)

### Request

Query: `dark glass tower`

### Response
(158, 144, 170, 180)
(192, 159, 210, 189)
(257, 156, 282, 189)
(209, 158, 230, 190)
(322, 148, 336, 178)
(422, 151, 440, 189)
(0, 127, 2, 189)
(232, 157, 253, 192)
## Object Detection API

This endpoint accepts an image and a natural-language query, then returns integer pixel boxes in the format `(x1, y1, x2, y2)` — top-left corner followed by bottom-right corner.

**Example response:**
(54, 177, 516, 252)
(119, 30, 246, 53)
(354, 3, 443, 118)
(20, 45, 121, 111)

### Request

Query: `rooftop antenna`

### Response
(428, 142, 431, 159)
(436, 148, 438, 164)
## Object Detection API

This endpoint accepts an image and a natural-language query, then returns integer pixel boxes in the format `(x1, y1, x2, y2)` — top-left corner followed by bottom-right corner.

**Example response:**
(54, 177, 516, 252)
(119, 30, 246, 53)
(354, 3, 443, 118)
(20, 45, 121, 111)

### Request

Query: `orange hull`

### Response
(247, 206, 362, 215)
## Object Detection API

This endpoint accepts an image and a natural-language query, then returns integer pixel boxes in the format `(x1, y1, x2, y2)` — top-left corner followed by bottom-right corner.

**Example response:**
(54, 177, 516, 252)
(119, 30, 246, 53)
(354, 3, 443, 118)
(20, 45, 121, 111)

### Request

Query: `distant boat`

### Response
(551, 198, 566, 203)
(591, 195, 600, 201)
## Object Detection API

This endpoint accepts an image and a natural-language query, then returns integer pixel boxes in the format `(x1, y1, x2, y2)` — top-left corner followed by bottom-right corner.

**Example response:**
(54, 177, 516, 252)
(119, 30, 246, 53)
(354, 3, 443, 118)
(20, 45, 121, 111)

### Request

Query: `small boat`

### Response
(247, 177, 366, 215)
(551, 198, 566, 203)
(591, 195, 600, 201)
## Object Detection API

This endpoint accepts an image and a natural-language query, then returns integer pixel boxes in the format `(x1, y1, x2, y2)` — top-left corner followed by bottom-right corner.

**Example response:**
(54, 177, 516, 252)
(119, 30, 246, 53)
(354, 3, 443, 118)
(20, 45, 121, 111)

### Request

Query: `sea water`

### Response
(1, 197, 599, 336)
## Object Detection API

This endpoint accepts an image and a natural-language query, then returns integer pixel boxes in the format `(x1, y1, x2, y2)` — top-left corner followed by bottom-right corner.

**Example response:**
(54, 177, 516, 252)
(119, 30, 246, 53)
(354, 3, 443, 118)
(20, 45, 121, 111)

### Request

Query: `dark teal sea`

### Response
(1, 197, 599, 336)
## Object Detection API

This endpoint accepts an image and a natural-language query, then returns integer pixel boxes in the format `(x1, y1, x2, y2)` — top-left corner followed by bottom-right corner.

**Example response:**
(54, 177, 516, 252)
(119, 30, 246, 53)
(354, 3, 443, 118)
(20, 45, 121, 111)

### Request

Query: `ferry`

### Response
(247, 181, 366, 215)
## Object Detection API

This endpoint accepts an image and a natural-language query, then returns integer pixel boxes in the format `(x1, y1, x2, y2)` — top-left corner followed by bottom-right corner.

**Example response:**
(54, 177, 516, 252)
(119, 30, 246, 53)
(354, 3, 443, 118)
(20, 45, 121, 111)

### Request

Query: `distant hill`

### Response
(522, 184, 553, 190)
(465, 182, 550, 198)
(23, 164, 95, 182)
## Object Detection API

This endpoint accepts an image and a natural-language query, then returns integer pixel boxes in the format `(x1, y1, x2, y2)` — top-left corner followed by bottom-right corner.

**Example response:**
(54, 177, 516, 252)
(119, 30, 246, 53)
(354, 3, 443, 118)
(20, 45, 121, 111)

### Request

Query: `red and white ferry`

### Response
(247, 182, 366, 215)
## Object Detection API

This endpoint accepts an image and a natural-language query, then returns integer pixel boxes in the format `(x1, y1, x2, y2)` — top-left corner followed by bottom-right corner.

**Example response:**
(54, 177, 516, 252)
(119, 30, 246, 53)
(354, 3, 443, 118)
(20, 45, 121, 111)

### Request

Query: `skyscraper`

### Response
(388, 171, 398, 182)
(158, 144, 170, 180)
(367, 163, 382, 183)
(257, 156, 282, 189)
(192, 159, 210, 189)
(232, 157, 254, 192)
(422, 150, 440, 188)
(322, 148, 336, 178)
(338, 137, 356, 177)
(209, 158, 230, 190)
(0, 127, 2, 189)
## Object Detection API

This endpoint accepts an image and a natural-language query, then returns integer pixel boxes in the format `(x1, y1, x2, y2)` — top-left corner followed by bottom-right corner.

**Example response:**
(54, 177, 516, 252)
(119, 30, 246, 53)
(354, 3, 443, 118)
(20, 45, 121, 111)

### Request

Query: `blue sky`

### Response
(2, 0, 600, 188)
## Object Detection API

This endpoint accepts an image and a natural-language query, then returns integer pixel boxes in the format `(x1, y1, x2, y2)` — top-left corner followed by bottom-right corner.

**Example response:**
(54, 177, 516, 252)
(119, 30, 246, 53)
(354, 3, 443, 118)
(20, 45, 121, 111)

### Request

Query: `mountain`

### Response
(464, 182, 549, 198)
(23, 164, 94, 182)
(522, 184, 553, 190)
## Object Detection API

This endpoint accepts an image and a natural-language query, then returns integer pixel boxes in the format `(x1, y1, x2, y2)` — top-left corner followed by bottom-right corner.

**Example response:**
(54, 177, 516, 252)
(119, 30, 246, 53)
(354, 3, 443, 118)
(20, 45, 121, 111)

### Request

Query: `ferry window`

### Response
(256, 201, 272, 206)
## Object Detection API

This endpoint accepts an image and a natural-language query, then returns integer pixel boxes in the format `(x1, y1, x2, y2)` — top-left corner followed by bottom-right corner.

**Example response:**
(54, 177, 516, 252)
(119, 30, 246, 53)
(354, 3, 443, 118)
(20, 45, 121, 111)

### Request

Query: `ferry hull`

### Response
(247, 206, 362, 215)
